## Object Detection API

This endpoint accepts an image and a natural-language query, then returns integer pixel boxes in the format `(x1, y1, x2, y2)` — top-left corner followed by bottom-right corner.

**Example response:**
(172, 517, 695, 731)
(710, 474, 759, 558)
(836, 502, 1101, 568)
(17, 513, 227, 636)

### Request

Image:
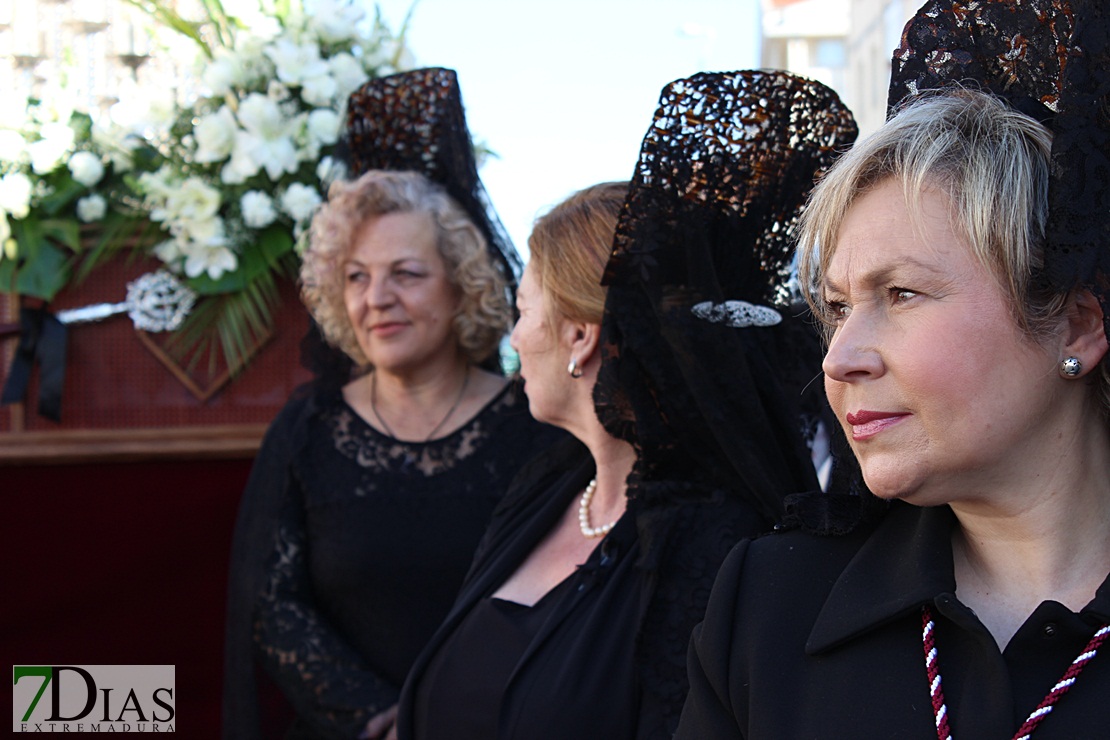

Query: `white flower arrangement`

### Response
(0, 92, 149, 299)
(134, 0, 410, 293)
(0, 0, 412, 370)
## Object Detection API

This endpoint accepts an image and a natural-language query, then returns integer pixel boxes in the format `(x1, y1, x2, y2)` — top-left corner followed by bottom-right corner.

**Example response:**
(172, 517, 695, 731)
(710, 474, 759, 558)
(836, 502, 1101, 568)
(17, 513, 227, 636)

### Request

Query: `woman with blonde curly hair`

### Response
(224, 70, 564, 740)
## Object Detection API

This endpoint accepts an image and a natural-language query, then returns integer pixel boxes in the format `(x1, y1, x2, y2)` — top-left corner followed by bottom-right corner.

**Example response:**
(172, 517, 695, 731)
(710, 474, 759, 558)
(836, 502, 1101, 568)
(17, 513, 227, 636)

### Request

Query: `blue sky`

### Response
(371, 0, 761, 258)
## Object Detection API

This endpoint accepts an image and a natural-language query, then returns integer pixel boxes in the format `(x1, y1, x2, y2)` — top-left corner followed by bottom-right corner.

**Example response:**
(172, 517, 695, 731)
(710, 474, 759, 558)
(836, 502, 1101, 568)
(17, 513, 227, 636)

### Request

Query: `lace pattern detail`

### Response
(249, 382, 563, 738)
(344, 68, 521, 304)
(328, 405, 491, 478)
(889, 0, 1110, 339)
(633, 493, 765, 738)
(254, 484, 396, 738)
(596, 71, 856, 519)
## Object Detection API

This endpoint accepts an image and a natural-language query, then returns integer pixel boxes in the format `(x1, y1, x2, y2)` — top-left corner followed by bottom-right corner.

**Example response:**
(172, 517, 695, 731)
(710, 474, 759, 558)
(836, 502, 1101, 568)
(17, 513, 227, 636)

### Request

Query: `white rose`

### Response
(76, 193, 107, 222)
(221, 145, 260, 184)
(68, 151, 106, 187)
(202, 54, 243, 96)
(0, 173, 33, 219)
(328, 52, 368, 100)
(182, 215, 225, 245)
(309, 0, 365, 44)
(0, 130, 27, 163)
(138, 167, 175, 203)
(184, 243, 238, 280)
(28, 122, 76, 174)
(281, 183, 322, 223)
(265, 38, 328, 86)
(193, 106, 239, 163)
(306, 109, 340, 147)
(92, 121, 138, 173)
(153, 238, 183, 265)
(235, 95, 299, 180)
(169, 177, 221, 222)
(301, 73, 338, 107)
(240, 190, 277, 228)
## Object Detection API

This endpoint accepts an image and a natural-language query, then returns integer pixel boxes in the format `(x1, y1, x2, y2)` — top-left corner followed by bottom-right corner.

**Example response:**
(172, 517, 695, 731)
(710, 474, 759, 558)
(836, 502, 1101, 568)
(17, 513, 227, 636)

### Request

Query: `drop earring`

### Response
(567, 358, 583, 378)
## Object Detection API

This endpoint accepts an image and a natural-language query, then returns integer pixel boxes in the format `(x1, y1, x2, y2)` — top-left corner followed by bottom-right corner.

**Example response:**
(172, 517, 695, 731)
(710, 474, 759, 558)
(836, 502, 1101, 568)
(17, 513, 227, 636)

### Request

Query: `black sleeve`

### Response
(672, 538, 752, 739)
(251, 455, 399, 740)
(635, 494, 764, 740)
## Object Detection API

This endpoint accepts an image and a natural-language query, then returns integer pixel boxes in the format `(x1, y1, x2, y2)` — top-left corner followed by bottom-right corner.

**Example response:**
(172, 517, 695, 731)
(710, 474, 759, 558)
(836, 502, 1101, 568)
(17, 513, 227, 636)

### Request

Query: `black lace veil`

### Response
(595, 70, 858, 521)
(305, 67, 521, 383)
(341, 67, 521, 300)
(888, 0, 1110, 338)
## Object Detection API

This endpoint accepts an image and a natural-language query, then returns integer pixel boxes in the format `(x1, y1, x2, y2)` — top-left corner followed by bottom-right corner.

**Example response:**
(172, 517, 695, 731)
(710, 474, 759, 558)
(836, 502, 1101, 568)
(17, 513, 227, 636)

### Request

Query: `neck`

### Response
(347, 354, 473, 441)
(949, 439, 1110, 647)
(581, 427, 637, 521)
(370, 352, 469, 401)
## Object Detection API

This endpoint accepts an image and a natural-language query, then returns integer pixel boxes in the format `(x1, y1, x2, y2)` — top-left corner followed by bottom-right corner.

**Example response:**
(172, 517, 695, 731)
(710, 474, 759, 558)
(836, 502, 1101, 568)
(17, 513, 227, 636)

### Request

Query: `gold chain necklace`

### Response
(370, 368, 470, 442)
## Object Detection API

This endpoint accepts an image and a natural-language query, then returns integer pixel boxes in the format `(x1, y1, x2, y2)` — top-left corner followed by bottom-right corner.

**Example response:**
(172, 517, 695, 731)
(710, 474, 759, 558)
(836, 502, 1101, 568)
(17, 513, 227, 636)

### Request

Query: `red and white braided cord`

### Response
(921, 604, 1109, 740)
(1011, 622, 1110, 740)
(921, 606, 952, 740)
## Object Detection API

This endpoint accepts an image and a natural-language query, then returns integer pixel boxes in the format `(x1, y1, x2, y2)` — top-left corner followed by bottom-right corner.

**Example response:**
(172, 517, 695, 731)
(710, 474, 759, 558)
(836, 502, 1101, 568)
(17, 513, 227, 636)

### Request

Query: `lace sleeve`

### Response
(253, 472, 399, 739)
(634, 492, 767, 740)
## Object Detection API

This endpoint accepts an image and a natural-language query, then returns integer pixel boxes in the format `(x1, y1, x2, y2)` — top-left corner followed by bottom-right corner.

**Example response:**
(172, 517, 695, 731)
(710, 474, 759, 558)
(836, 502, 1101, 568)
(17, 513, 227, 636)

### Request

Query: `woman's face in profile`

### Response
(343, 211, 461, 374)
(510, 264, 564, 426)
(820, 179, 1062, 507)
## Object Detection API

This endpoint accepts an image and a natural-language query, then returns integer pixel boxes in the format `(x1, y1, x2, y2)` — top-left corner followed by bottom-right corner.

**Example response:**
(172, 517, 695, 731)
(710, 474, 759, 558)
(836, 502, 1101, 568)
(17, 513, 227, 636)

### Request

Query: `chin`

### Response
(858, 466, 920, 504)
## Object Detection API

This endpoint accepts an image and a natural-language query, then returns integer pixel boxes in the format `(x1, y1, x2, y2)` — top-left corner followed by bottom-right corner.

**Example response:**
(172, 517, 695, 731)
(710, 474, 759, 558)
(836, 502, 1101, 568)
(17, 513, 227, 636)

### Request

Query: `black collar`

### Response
(806, 502, 1110, 654)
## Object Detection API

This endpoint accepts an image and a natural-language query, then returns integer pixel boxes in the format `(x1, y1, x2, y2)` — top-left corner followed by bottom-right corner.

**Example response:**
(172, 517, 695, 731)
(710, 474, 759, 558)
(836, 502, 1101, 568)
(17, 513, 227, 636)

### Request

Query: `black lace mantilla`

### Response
(342, 68, 521, 305)
(596, 70, 858, 521)
(890, 0, 1110, 338)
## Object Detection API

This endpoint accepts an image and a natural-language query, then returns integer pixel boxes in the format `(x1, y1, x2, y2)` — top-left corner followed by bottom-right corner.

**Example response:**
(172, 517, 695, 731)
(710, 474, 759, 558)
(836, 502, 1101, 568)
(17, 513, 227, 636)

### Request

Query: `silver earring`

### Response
(567, 358, 583, 378)
(1060, 356, 1082, 377)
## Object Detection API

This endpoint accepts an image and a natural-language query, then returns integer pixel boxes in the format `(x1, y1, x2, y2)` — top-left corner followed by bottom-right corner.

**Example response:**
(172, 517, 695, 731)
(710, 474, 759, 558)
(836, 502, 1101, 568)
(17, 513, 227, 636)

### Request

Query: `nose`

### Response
(508, 318, 521, 353)
(366, 273, 395, 309)
(821, 311, 884, 383)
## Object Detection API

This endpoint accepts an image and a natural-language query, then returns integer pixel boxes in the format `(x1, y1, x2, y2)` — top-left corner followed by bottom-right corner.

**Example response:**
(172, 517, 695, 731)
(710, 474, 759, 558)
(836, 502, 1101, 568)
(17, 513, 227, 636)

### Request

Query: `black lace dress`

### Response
(223, 380, 565, 740)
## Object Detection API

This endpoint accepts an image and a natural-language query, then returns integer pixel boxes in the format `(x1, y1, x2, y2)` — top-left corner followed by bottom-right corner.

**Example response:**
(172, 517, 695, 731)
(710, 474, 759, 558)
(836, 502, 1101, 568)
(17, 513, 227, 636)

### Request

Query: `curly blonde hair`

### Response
(300, 170, 513, 367)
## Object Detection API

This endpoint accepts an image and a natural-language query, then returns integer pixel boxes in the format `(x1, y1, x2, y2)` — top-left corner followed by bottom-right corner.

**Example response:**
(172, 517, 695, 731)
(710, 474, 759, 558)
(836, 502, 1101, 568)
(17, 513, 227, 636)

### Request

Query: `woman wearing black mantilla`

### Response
(675, 2, 1110, 737)
(394, 70, 856, 739)
(222, 69, 564, 740)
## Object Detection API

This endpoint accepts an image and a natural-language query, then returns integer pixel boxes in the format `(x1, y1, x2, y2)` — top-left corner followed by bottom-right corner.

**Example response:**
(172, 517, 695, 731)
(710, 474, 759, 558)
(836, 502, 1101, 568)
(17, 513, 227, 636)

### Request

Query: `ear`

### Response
(1063, 289, 1109, 371)
(560, 319, 602, 368)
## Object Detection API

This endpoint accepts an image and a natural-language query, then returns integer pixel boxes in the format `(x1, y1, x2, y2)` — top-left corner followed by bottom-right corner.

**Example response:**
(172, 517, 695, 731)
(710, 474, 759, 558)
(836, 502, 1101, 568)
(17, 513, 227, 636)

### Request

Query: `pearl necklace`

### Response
(578, 478, 620, 538)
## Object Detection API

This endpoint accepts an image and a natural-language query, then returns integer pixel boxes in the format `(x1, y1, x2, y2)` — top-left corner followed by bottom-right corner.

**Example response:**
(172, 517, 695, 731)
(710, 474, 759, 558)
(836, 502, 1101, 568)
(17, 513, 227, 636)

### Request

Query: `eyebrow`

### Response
(344, 256, 428, 268)
(822, 255, 948, 295)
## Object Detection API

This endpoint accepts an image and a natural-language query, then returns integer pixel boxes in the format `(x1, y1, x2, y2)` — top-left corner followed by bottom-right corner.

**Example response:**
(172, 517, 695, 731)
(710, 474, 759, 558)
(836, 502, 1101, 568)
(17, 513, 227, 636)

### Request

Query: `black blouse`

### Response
(396, 437, 772, 740)
(224, 380, 566, 740)
(411, 504, 641, 739)
(413, 580, 576, 739)
(676, 502, 1110, 739)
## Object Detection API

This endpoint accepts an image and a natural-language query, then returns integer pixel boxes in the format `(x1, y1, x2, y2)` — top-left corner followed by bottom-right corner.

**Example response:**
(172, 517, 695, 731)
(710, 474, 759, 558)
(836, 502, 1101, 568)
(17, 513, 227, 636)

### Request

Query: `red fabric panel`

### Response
(1, 459, 253, 737)
(0, 253, 311, 433)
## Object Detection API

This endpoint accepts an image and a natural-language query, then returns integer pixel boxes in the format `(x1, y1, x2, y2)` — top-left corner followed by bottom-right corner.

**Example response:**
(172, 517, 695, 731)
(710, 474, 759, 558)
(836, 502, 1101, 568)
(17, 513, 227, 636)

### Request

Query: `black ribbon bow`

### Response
(1, 305, 68, 422)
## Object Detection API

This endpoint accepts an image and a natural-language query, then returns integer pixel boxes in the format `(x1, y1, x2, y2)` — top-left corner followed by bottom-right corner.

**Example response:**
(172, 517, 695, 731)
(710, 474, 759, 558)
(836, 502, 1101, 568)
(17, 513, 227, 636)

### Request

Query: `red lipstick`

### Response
(845, 410, 909, 440)
(846, 410, 902, 425)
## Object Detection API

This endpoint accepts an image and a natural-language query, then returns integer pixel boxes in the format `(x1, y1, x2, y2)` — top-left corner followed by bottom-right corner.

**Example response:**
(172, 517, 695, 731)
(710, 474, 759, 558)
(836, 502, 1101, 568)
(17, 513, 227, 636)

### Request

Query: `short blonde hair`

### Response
(798, 88, 1110, 418)
(527, 182, 628, 325)
(300, 170, 512, 367)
